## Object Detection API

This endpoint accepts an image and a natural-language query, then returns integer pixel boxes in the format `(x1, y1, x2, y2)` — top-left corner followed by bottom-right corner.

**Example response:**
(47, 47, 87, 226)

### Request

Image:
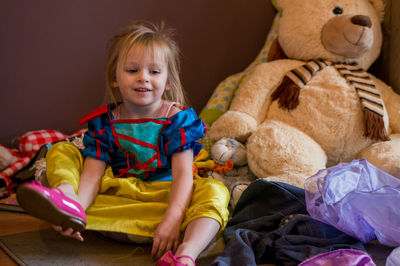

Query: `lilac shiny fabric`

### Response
(305, 159, 400, 246)
(386, 246, 400, 266)
(299, 249, 375, 266)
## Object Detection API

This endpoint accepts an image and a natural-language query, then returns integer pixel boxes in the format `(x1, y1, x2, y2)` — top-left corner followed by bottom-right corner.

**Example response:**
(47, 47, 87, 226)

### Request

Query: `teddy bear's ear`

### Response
(369, 0, 385, 22)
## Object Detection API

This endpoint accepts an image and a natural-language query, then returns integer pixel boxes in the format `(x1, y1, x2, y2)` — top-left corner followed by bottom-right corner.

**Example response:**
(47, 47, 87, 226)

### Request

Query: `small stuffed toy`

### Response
(209, 0, 400, 187)
(209, 138, 255, 208)
(211, 137, 247, 167)
(192, 149, 235, 178)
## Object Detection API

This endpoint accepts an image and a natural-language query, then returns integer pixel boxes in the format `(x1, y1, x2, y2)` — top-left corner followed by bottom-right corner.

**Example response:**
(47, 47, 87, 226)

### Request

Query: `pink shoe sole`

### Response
(16, 181, 87, 233)
(157, 250, 196, 266)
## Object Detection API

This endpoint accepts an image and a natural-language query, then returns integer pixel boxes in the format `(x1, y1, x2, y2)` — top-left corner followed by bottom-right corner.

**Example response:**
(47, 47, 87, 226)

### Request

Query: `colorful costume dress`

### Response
(45, 103, 230, 239)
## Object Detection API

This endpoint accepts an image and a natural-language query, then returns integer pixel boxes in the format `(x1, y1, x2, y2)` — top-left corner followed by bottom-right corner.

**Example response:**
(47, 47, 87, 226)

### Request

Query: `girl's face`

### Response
(114, 44, 168, 111)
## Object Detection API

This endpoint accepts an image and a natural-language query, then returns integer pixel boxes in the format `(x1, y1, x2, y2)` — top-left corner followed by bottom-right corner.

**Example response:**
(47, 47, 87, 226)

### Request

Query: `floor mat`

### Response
(0, 229, 220, 265)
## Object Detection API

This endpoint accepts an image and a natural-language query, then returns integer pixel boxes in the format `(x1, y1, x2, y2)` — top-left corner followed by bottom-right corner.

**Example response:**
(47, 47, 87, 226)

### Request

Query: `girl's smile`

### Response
(134, 87, 152, 92)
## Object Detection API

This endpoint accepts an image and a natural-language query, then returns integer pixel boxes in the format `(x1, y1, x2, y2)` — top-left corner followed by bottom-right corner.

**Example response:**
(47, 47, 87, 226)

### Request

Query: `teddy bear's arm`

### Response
(209, 59, 304, 142)
(375, 78, 400, 134)
(229, 59, 304, 123)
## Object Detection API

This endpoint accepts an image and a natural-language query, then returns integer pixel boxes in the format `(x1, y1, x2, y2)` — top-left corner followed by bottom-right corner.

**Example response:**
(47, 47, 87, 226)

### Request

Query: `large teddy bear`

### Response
(209, 0, 400, 187)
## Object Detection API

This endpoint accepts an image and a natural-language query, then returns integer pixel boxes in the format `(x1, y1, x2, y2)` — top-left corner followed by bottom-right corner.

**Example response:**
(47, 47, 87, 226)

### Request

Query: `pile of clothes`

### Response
(212, 159, 400, 266)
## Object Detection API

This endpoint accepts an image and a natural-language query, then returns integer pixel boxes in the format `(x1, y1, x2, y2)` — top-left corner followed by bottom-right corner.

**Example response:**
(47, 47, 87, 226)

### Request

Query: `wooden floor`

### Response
(0, 211, 51, 265)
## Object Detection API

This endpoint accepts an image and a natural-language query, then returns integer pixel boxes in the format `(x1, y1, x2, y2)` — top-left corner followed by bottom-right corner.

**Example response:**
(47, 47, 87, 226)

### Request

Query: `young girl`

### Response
(16, 21, 229, 266)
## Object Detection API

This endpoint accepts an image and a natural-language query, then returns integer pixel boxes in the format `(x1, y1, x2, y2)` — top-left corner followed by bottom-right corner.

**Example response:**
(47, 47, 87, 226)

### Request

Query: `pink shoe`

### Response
(157, 250, 196, 266)
(16, 181, 87, 233)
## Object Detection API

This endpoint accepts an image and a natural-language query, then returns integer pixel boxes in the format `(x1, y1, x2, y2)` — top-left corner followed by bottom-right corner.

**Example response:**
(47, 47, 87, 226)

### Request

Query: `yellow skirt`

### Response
(45, 142, 230, 238)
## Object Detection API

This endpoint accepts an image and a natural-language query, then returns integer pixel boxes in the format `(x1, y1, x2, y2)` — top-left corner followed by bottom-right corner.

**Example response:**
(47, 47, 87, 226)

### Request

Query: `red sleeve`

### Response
(78, 105, 109, 125)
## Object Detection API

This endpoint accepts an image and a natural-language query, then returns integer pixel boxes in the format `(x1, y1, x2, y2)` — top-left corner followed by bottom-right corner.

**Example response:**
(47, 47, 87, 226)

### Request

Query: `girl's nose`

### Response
(138, 71, 149, 82)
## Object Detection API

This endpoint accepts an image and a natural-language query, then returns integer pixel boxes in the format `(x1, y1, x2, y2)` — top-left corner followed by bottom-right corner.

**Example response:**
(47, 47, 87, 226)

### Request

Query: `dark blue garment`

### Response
(212, 180, 365, 266)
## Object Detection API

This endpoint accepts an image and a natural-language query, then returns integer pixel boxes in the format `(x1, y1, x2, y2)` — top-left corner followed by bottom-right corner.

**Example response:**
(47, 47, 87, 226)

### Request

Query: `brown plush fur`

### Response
(270, 76, 300, 110)
(364, 109, 390, 141)
(267, 39, 287, 61)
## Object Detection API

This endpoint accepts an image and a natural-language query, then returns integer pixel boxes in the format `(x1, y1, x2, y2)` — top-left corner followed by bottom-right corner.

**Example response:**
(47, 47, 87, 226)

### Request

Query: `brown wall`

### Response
(0, 0, 276, 146)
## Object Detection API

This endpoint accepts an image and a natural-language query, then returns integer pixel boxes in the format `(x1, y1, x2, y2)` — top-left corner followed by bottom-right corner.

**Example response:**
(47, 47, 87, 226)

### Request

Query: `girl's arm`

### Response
(166, 148, 194, 223)
(77, 157, 107, 210)
(152, 149, 194, 258)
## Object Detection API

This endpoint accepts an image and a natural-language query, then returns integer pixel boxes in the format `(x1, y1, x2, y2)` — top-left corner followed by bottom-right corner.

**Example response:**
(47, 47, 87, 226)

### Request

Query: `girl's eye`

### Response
(333, 7, 343, 15)
(151, 70, 161, 74)
(126, 69, 137, 73)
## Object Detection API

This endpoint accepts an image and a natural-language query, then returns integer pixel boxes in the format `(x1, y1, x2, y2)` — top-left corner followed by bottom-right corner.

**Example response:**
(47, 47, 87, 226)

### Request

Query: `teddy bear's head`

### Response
(276, 0, 384, 70)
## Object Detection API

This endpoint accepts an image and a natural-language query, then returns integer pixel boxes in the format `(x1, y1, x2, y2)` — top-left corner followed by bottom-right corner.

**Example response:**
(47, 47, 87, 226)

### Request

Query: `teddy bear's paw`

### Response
(247, 120, 327, 180)
(209, 111, 257, 142)
(262, 173, 308, 189)
(387, 168, 400, 179)
(359, 133, 400, 175)
(211, 137, 247, 166)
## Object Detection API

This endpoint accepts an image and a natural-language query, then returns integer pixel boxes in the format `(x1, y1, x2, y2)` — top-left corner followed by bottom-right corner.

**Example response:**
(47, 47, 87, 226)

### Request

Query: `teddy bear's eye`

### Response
(333, 7, 343, 15)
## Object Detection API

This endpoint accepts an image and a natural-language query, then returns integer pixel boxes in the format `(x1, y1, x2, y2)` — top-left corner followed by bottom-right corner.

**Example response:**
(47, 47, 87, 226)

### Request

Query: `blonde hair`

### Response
(106, 21, 187, 106)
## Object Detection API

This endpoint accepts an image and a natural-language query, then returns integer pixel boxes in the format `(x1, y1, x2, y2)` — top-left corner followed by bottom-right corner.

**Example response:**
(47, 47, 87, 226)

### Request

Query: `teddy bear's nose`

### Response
(351, 15, 372, 28)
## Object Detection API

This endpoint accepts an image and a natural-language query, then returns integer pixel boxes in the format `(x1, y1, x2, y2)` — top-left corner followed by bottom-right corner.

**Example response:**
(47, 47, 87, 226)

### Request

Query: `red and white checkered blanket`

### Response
(0, 129, 86, 198)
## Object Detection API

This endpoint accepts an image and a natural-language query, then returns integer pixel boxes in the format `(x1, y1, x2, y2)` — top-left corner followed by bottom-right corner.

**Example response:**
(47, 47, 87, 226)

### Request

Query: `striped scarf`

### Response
(271, 59, 389, 141)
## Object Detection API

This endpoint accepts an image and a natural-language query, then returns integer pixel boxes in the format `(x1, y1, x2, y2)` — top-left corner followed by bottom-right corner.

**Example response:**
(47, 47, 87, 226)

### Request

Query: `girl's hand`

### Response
(151, 216, 181, 258)
(52, 225, 84, 242)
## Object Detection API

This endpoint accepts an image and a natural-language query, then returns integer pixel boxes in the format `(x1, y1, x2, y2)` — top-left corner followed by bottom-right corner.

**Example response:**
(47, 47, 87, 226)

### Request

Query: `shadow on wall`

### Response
(378, 0, 400, 94)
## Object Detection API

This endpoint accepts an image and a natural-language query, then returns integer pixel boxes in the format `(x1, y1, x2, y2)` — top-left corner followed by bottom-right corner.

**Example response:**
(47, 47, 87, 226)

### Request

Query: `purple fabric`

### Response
(386, 246, 400, 266)
(299, 249, 375, 266)
(305, 159, 400, 246)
